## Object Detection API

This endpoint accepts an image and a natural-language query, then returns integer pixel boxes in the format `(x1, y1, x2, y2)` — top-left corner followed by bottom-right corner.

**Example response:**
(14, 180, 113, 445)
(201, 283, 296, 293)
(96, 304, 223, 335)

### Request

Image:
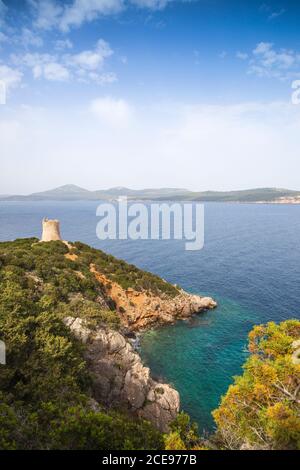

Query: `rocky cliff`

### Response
(64, 316, 180, 432)
(59, 245, 217, 431)
(6, 232, 217, 433)
(90, 264, 217, 331)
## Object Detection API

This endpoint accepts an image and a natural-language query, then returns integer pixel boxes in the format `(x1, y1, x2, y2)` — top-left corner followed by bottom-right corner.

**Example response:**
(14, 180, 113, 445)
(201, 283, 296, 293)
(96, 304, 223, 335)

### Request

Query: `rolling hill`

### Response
(1, 185, 300, 203)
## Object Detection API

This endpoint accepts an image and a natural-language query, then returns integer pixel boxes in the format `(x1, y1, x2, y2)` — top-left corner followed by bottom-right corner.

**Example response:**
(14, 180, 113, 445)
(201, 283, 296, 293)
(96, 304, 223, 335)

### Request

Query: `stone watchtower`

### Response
(41, 218, 62, 242)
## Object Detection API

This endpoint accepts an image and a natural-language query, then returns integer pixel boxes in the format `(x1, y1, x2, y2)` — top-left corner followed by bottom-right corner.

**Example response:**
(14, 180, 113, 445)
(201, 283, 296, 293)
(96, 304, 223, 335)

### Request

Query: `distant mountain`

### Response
(2, 185, 193, 201)
(32, 184, 90, 199)
(1, 185, 300, 203)
(154, 187, 300, 203)
(5, 184, 93, 201)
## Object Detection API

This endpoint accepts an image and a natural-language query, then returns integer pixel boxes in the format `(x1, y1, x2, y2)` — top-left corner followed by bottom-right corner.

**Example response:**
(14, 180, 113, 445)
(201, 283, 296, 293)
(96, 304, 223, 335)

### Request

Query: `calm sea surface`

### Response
(1, 201, 300, 433)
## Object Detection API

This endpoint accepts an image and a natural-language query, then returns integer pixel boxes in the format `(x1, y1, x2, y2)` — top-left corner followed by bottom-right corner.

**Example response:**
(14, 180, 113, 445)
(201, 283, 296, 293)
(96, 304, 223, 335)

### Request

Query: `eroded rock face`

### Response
(64, 316, 180, 432)
(90, 266, 217, 330)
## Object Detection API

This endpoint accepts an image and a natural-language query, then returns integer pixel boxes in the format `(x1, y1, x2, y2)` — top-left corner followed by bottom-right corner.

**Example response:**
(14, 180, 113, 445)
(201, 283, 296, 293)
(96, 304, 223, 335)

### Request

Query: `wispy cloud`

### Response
(236, 51, 248, 60)
(268, 8, 285, 21)
(219, 50, 227, 59)
(259, 3, 286, 21)
(0, 0, 7, 22)
(59, 0, 124, 32)
(193, 49, 200, 65)
(245, 42, 300, 80)
(131, 0, 175, 9)
(28, 0, 187, 32)
(90, 96, 134, 126)
(10, 38, 116, 84)
(0, 31, 8, 43)
(65, 39, 113, 70)
(19, 28, 44, 48)
(28, 0, 64, 30)
(54, 39, 73, 51)
(2, 99, 300, 193)
(33, 62, 70, 81)
(0, 65, 23, 92)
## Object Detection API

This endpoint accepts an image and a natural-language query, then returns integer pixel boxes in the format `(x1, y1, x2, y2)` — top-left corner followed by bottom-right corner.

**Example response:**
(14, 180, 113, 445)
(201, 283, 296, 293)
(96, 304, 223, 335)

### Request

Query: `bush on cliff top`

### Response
(0, 238, 162, 449)
(73, 241, 179, 297)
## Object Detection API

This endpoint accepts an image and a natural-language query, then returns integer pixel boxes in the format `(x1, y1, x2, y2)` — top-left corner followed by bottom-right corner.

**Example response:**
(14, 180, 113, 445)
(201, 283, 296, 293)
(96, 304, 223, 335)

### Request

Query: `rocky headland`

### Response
(90, 264, 217, 331)
(64, 316, 180, 432)
(59, 220, 216, 431)
(1, 220, 217, 433)
(62, 251, 216, 431)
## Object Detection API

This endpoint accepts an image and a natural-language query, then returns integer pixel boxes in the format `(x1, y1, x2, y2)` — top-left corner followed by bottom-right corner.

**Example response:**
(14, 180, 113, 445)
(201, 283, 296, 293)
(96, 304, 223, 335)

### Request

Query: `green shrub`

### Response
(213, 320, 300, 450)
(0, 238, 163, 449)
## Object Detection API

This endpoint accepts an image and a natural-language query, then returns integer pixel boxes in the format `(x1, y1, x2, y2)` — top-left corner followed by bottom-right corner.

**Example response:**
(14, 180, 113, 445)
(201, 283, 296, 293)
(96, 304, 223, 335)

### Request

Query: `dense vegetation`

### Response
(213, 320, 300, 450)
(73, 241, 179, 297)
(0, 238, 167, 449)
(164, 412, 207, 450)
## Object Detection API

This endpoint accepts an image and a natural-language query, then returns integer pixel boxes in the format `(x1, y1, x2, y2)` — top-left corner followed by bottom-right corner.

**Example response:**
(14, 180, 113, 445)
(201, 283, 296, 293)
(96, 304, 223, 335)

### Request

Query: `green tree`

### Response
(213, 320, 300, 450)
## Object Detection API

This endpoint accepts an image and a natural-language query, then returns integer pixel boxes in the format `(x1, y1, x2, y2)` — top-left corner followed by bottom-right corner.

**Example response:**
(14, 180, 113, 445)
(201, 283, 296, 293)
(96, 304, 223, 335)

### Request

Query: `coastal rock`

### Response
(64, 316, 180, 432)
(90, 265, 217, 331)
(141, 384, 179, 431)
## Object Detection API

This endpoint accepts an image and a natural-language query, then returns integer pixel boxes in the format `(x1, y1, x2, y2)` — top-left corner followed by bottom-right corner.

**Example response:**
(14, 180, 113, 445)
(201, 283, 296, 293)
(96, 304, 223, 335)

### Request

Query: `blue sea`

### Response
(1, 200, 300, 433)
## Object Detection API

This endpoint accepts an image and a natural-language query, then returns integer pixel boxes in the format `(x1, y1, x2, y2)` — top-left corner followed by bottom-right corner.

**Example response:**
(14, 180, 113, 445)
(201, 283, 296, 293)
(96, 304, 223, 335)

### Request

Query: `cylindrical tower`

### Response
(41, 218, 62, 242)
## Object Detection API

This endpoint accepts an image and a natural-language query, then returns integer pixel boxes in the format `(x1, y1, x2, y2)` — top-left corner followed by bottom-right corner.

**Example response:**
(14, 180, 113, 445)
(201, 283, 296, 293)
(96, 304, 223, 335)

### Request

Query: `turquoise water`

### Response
(140, 300, 251, 433)
(0, 201, 300, 433)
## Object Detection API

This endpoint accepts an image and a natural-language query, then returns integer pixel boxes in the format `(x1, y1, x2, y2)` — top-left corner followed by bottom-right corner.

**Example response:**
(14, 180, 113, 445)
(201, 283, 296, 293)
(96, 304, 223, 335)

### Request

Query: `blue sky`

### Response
(1, 0, 300, 193)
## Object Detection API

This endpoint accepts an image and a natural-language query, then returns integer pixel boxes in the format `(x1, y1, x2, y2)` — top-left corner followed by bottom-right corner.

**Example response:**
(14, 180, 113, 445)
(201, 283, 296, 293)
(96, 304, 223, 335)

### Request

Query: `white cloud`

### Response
(236, 51, 248, 60)
(219, 51, 227, 59)
(0, 31, 8, 43)
(29, 0, 187, 31)
(5, 29, 44, 50)
(11, 52, 56, 68)
(54, 39, 73, 50)
(60, 0, 124, 31)
(253, 42, 272, 55)
(78, 70, 117, 85)
(11, 52, 71, 82)
(90, 96, 133, 126)
(2, 99, 300, 194)
(0, 0, 7, 20)
(0, 65, 23, 92)
(259, 4, 286, 21)
(268, 8, 285, 20)
(29, 0, 64, 30)
(10, 39, 115, 84)
(246, 42, 300, 80)
(253, 42, 295, 68)
(130, 0, 172, 8)
(19, 27, 44, 47)
(34, 62, 70, 81)
(66, 39, 113, 70)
